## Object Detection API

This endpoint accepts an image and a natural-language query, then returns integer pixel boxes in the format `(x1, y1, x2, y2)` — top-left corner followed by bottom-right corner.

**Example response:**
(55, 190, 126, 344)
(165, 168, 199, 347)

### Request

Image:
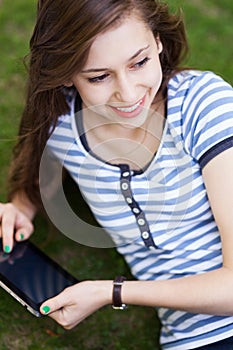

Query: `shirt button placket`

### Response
(120, 165, 157, 249)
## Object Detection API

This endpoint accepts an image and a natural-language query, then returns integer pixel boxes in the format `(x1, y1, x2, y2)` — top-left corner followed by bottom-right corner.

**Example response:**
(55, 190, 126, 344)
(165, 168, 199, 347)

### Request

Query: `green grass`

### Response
(168, 0, 233, 83)
(0, 0, 232, 349)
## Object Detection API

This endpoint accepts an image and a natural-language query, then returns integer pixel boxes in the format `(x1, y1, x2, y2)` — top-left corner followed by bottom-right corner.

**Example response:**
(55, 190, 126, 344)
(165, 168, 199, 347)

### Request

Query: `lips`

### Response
(110, 95, 146, 118)
(116, 100, 142, 113)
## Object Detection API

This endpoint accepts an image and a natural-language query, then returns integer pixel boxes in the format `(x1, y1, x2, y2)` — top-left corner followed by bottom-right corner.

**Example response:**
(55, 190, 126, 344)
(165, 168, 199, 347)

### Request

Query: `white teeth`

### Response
(116, 100, 141, 113)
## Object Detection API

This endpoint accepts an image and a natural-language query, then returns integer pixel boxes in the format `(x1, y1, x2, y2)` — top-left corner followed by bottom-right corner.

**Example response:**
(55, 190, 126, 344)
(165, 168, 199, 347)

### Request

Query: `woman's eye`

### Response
(88, 74, 109, 83)
(132, 57, 151, 69)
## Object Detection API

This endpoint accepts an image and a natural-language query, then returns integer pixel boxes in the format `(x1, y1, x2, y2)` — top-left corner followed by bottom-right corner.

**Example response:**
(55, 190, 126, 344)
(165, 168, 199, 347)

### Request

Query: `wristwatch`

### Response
(112, 276, 127, 310)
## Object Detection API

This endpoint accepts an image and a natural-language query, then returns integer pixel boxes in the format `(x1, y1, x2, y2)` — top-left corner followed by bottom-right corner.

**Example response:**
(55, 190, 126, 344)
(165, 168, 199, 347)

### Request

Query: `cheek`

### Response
(148, 61, 163, 88)
(74, 83, 110, 107)
(143, 70, 162, 91)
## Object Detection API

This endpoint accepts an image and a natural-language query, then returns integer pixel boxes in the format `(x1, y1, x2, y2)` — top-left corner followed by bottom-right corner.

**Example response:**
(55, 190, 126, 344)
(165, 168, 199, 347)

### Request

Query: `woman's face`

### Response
(70, 14, 163, 128)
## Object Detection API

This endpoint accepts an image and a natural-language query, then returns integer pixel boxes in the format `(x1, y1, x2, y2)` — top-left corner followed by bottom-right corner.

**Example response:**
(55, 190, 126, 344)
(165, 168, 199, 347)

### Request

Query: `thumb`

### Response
(40, 302, 53, 315)
(40, 295, 63, 315)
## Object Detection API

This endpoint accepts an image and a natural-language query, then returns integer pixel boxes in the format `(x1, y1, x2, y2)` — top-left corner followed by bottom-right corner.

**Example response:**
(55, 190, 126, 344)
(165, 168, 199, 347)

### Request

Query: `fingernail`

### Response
(42, 306, 50, 314)
(4, 246, 11, 253)
(19, 233, 24, 240)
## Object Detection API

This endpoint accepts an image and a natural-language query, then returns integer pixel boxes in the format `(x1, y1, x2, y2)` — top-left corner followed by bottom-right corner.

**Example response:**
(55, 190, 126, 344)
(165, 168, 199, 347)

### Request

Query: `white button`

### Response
(121, 182, 129, 190)
(138, 218, 145, 226)
(142, 231, 149, 239)
(126, 197, 133, 204)
(133, 208, 140, 214)
(122, 171, 130, 177)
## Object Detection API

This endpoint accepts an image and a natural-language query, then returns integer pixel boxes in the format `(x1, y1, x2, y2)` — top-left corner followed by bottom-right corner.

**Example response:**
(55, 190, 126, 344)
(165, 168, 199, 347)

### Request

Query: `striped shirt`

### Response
(46, 70, 233, 349)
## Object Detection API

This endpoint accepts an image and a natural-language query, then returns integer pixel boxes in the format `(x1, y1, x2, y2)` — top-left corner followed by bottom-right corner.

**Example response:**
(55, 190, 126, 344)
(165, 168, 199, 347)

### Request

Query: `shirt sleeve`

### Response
(182, 71, 233, 169)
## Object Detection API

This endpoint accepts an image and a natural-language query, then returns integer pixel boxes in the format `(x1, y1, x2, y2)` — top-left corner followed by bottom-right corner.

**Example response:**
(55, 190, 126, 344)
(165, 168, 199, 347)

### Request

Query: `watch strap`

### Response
(112, 276, 127, 310)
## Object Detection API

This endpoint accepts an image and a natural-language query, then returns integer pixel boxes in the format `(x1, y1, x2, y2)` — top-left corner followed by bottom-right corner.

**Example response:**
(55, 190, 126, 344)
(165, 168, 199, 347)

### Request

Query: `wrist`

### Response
(93, 280, 113, 306)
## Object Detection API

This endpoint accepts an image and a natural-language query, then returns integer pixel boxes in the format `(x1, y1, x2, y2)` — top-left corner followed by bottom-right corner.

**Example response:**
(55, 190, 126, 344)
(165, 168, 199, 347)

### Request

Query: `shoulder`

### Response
(168, 71, 233, 165)
(168, 70, 232, 99)
(167, 70, 233, 123)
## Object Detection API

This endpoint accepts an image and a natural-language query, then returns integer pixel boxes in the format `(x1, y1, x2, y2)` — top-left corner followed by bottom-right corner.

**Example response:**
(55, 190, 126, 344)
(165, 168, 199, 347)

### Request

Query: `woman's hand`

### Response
(40, 280, 113, 329)
(0, 202, 34, 253)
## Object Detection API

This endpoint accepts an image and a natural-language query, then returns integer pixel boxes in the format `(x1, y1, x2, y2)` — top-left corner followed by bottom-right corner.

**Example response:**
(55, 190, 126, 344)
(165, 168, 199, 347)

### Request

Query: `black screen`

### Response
(0, 240, 78, 307)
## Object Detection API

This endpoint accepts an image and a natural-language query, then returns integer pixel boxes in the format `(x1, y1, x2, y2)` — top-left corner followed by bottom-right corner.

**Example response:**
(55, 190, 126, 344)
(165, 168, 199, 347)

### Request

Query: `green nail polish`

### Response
(20, 233, 24, 240)
(4, 246, 11, 253)
(42, 306, 50, 314)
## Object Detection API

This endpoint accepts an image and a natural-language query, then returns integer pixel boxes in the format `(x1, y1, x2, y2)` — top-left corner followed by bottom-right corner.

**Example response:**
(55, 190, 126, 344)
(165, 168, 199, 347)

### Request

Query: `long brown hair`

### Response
(8, 0, 188, 207)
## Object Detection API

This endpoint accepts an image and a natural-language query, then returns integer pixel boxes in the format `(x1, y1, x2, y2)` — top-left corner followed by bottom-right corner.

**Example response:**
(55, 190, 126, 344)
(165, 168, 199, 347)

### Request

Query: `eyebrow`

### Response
(81, 45, 150, 73)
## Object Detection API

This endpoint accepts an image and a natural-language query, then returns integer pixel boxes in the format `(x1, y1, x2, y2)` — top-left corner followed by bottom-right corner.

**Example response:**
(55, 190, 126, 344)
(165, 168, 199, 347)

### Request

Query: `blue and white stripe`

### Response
(47, 70, 233, 349)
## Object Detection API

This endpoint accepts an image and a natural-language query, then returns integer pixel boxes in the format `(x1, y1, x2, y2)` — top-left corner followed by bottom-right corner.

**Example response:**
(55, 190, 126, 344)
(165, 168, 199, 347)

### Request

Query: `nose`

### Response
(114, 72, 138, 103)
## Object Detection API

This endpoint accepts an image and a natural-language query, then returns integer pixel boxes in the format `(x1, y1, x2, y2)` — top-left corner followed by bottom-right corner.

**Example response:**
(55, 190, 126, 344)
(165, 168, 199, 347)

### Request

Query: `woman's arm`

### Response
(40, 148, 233, 328)
(0, 192, 36, 252)
(123, 147, 233, 314)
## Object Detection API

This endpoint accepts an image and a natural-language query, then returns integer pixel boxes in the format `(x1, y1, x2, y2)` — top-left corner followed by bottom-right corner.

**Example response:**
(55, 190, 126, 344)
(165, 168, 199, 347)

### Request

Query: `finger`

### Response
(41, 306, 68, 326)
(1, 207, 17, 253)
(40, 302, 78, 330)
(40, 291, 67, 316)
(15, 222, 34, 242)
(40, 290, 77, 328)
(40, 301, 66, 326)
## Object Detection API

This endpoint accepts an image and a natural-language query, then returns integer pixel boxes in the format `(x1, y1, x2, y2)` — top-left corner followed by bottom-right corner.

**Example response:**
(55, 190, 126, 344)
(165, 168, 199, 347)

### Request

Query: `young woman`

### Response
(1, 0, 233, 349)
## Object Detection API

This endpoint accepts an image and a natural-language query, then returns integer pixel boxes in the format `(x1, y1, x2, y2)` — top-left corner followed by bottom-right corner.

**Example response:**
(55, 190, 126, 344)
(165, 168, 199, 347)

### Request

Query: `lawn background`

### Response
(0, 1, 232, 349)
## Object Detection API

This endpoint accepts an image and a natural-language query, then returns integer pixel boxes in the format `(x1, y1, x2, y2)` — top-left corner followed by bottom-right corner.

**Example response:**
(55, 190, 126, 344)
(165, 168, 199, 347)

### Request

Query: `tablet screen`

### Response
(0, 240, 78, 308)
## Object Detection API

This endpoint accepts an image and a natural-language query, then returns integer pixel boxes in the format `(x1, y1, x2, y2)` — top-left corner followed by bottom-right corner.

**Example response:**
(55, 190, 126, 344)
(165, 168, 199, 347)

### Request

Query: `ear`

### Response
(63, 81, 73, 87)
(156, 35, 163, 54)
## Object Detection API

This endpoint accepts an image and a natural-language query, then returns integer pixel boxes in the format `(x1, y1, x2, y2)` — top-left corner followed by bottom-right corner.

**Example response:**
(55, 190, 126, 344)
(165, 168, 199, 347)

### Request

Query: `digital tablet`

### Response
(0, 239, 79, 317)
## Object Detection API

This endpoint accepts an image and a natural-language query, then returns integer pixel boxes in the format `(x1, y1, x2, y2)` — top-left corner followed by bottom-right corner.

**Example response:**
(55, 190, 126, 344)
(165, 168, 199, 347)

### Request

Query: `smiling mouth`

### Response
(116, 100, 142, 113)
(110, 95, 146, 117)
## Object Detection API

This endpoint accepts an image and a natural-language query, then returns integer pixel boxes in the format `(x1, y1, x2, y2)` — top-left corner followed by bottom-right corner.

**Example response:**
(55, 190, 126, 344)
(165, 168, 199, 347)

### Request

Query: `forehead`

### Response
(84, 15, 153, 67)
